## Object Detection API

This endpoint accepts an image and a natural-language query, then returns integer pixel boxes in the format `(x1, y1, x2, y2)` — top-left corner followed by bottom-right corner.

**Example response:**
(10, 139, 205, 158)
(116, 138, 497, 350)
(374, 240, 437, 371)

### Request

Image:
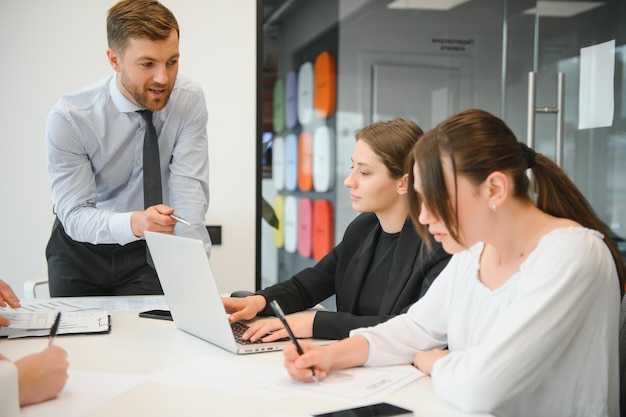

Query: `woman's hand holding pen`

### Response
(283, 335, 370, 383)
(16, 346, 69, 406)
(283, 341, 329, 383)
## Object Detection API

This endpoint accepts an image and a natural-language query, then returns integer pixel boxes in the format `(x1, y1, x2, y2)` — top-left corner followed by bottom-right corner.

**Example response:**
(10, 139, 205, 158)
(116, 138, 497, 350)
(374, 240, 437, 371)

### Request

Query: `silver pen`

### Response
(169, 213, 192, 226)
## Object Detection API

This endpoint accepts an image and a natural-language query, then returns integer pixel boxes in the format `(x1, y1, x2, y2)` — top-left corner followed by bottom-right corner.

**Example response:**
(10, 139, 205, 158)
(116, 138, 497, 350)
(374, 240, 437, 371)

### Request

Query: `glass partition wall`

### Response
(258, 0, 626, 302)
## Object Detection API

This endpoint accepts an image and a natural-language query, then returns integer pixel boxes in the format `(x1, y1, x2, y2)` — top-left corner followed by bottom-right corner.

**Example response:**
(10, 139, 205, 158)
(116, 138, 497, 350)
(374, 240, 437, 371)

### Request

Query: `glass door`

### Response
(259, 0, 626, 291)
(335, 0, 506, 242)
(507, 0, 626, 259)
(260, 0, 509, 295)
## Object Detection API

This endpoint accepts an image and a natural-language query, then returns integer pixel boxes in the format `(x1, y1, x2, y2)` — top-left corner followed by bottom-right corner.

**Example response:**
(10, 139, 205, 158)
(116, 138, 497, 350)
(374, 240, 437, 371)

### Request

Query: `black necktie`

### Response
(138, 110, 162, 208)
(138, 110, 162, 270)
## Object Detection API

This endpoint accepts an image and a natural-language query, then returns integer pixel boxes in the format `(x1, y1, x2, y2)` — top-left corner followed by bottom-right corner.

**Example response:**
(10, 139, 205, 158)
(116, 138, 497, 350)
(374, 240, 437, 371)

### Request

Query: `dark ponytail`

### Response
(531, 153, 625, 295)
(409, 108, 625, 295)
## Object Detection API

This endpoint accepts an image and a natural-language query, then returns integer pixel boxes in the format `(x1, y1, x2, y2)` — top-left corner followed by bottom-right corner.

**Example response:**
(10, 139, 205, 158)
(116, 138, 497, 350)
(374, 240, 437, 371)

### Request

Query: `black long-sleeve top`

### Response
(257, 212, 451, 340)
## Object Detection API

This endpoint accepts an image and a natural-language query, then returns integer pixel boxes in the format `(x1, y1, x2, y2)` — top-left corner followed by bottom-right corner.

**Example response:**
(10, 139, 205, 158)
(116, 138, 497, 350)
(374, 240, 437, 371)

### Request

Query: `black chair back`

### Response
(619, 296, 626, 417)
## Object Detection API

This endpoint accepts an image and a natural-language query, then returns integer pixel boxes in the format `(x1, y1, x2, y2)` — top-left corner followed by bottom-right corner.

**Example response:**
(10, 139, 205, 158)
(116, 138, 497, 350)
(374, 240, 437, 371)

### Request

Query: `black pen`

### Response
(270, 300, 319, 384)
(48, 312, 61, 347)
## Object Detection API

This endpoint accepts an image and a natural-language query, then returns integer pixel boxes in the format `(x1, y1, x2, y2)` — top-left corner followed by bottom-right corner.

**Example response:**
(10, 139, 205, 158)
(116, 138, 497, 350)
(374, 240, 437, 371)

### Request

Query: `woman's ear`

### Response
(398, 173, 409, 195)
(485, 171, 509, 209)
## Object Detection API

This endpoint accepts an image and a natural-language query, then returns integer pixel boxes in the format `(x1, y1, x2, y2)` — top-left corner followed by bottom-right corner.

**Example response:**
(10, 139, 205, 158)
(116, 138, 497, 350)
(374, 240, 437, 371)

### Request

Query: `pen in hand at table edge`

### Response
(269, 300, 320, 384)
(169, 213, 192, 226)
(48, 312, 61, 347)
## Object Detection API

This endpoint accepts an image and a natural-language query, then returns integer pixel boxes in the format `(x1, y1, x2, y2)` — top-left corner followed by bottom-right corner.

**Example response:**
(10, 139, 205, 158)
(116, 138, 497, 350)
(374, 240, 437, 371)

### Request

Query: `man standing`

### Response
(45, 0, 211, 296)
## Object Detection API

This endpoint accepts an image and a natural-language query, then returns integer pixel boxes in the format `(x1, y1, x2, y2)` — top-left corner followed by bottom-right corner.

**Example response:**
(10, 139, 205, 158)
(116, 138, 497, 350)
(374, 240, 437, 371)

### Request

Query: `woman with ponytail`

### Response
(280, 109, 623, 417)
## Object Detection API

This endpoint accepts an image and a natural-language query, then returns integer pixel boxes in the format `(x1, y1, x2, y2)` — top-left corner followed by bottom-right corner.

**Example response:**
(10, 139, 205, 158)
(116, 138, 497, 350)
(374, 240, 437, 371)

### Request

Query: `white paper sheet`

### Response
(15, 357, 423, 416)
(277, 365, 424, 400)
(149, 356, 424, 401)
(20, 371, 147, 417)
(0, 310, 109, 338)
(148, 356, 288, 400)
(579, 39, 615, 129)
(14, 295, 168, 312)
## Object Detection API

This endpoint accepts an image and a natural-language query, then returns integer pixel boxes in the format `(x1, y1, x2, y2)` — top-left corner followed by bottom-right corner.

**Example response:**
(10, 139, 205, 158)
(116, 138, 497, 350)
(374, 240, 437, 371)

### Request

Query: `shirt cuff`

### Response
(109, 212, 139, 245)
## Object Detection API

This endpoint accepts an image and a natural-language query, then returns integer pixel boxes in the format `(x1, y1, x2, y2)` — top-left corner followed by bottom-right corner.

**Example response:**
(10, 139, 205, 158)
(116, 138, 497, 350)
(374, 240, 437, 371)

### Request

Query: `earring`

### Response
(492, 204, 497, 213)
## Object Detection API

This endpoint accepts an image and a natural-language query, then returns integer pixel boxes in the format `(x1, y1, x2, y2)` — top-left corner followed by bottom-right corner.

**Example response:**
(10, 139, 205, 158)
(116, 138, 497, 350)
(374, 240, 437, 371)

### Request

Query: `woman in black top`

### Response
(223, 119, 450, 341)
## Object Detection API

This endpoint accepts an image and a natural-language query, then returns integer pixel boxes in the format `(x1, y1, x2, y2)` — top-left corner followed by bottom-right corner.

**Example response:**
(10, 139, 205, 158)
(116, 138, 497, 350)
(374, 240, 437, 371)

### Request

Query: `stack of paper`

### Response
(0, 309, 110, 339)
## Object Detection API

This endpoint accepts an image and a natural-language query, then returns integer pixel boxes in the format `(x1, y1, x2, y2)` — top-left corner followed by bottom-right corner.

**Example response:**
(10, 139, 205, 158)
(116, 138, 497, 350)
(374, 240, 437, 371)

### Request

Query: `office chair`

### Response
(23, 279, 49, 299)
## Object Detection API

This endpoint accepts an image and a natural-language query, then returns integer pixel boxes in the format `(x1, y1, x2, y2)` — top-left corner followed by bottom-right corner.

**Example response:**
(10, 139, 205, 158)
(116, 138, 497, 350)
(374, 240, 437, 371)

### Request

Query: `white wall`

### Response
(0, 1, 257, 297)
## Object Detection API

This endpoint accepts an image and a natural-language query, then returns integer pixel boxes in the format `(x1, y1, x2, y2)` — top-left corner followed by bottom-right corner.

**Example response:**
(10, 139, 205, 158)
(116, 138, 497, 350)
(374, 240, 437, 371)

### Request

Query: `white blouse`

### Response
(0, 360, 20, 417)
(352, 227, 620, 417)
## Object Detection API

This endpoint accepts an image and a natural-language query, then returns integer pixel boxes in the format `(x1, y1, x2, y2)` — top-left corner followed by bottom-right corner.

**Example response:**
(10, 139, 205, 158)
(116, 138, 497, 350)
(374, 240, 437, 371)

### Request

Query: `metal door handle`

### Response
(527, 72, 565, 166)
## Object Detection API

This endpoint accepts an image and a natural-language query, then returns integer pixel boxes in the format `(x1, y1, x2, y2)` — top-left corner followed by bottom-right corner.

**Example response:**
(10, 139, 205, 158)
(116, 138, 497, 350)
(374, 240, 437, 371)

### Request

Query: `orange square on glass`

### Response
(314, 51, 336, 119)
(312, 199, 334, 261)
(298, 131, 313, 191)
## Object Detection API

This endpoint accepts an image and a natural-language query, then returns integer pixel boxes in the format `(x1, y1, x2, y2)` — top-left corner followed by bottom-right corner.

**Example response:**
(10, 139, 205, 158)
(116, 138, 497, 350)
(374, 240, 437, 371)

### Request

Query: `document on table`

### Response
(0, 309, 110, 339)
(16, 357, 423, 416)
(279, 364, 424, 400)
(15, 295, 168, 312)
(149, 356, 424, 401)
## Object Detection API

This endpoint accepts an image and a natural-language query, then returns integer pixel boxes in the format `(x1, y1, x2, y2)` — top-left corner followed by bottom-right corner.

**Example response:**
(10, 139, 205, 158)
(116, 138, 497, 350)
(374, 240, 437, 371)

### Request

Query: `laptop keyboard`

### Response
(231, 321, 262, 345)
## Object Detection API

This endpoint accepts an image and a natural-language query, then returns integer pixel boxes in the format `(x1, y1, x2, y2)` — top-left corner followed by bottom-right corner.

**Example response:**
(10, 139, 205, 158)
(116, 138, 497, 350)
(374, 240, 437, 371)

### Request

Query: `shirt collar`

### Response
(109, 73, 144, 114)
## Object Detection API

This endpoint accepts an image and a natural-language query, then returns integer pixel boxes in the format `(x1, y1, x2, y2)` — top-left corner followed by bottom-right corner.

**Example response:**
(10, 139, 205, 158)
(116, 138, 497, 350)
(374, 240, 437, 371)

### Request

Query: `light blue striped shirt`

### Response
(45, 73, 211, 255)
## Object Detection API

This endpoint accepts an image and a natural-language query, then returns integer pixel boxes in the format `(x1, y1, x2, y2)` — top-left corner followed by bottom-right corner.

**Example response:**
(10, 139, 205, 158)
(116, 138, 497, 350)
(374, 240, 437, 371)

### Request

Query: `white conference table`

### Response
(2, 297, 493, 417)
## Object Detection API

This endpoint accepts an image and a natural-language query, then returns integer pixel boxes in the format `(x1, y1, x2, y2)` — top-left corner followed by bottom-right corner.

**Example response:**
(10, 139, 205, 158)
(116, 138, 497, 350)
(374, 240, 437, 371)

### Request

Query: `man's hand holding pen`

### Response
(131, 205, 191, 238)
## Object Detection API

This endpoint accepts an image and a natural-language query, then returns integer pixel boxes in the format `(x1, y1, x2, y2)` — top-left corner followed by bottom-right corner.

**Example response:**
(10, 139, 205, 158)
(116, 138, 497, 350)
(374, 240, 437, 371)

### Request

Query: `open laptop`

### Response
(144, 231, 292, 354)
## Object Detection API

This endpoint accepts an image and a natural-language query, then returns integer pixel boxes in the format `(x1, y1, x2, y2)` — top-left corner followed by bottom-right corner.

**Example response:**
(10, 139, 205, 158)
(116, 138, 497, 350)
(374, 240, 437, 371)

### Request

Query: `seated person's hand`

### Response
(0, 279, 21, 309)
(283, 341, 329, 383)
(16, 346, 69, 406)
(222, 294, 266, 323)
(413, 348, 449, 375)
(242, 312, 315, 343)
(0, 279, 21, 327)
